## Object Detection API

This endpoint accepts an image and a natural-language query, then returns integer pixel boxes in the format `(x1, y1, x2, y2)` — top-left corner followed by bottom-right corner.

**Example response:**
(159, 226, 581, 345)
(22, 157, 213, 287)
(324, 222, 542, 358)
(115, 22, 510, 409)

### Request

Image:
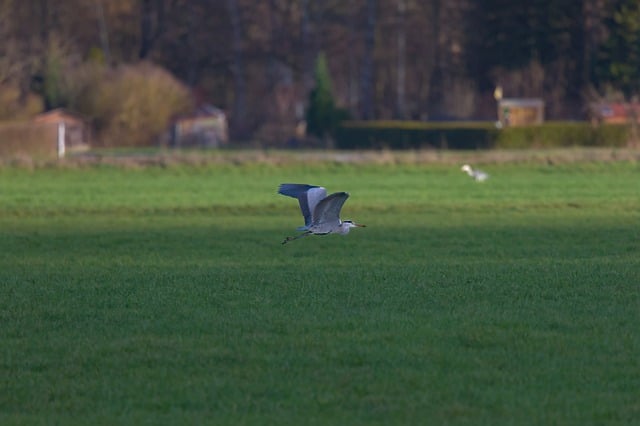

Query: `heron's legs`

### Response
(282, 231, 312, 245)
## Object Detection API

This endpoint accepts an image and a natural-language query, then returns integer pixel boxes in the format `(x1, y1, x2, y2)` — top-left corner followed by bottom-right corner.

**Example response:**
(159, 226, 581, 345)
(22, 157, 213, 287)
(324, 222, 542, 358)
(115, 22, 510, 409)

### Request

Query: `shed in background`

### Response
(588, 102, 640, 124)
(171, 105, 228, 148)
(33, 109, 91, 156)
(497, 98, 545, 127)
(0, 109, 90, 160)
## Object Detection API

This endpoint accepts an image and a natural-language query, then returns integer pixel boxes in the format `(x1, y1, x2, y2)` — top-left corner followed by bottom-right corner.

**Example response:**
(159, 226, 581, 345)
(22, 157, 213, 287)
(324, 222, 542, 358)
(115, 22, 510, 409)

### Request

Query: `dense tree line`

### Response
(0, 0, 638, 143)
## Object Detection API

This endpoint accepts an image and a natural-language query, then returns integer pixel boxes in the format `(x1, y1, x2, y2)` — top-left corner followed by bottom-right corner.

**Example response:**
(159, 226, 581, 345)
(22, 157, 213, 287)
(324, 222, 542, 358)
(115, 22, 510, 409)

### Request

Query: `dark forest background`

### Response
(1, 0, 639, 144)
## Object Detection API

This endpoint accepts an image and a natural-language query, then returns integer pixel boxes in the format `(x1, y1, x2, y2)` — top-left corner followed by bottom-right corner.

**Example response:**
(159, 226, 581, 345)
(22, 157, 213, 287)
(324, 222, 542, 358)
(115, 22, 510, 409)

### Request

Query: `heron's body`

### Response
(278, 183, 365, 244)
(461, 164, 489, 182)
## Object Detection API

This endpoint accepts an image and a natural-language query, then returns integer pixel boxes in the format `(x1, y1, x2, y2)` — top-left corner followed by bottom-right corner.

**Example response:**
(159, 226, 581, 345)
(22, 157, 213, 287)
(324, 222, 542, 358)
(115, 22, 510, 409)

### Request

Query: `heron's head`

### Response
(343, 220, 366, 229)
(336, 220, 366, 235)
(461, 164, 472, 173)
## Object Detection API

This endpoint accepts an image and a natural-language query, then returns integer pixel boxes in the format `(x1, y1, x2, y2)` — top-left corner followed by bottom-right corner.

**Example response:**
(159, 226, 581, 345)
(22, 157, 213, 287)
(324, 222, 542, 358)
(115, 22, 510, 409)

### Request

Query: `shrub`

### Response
(68, 62, 194, 147)
(336, 121, 497, 149)
(495, 122, 630, 148)
(336, 120, 631, 150)
(0, 84, 44, 121)
(593, 123, 632, 146)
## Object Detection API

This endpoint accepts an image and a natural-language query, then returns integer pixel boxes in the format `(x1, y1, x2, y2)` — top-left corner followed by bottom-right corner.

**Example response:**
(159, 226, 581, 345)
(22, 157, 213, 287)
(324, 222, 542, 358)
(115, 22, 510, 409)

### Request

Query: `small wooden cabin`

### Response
(497, 98, 545, 127)
(588, 102, 640, 124)
(171, 105, 228, 148)
(0, 109, 89, 160)
(33, 109, 90, 156)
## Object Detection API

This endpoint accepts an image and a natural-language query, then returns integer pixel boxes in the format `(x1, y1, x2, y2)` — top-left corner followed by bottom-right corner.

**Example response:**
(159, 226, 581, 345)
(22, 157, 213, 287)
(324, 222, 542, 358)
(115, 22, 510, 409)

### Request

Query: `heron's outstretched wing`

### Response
(312, 192, 349, 226)
(278, 183, 327, 228)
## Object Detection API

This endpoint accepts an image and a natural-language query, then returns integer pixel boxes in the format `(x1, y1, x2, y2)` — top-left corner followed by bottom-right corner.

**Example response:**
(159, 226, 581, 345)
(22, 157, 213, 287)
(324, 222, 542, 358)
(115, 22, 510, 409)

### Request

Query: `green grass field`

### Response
(1, 155, 639, 425)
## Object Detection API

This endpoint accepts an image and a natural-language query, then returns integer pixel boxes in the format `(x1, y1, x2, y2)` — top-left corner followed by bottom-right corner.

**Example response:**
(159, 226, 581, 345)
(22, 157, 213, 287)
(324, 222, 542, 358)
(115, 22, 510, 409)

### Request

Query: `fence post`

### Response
(57, 122, 66, 158)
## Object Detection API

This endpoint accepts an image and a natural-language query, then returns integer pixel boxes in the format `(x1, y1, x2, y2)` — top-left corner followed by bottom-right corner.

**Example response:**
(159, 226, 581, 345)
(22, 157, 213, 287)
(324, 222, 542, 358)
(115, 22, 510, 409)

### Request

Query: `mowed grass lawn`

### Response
(0, 157, 639, 425)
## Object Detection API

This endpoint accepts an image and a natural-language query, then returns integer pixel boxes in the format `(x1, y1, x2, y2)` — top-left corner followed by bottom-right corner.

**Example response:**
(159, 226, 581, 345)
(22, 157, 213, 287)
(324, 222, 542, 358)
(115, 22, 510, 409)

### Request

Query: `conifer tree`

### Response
(306, 53, 337, 140)
(597, 0, 640, 97)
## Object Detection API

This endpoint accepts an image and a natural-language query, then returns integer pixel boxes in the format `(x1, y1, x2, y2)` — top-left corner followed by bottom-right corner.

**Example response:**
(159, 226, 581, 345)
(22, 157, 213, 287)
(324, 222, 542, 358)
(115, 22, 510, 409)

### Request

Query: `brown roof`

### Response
(33, 109, 85, 125)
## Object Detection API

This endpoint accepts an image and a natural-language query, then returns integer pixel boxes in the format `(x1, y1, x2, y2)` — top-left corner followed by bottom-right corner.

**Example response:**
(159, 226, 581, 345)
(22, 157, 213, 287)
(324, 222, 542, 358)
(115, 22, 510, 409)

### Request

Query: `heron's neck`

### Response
(337, 221, 351, 235)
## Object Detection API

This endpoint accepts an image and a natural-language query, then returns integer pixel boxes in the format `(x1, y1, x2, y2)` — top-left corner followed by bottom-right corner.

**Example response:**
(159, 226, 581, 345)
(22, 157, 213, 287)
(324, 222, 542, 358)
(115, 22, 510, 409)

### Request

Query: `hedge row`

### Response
(335, 121, 631, 149)
(494, 122, 630, 149)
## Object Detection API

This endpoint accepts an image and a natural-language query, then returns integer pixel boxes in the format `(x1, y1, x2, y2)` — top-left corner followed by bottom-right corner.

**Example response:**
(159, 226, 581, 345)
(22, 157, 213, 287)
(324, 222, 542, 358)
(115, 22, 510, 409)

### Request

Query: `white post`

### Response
(57, 121, 66, 159)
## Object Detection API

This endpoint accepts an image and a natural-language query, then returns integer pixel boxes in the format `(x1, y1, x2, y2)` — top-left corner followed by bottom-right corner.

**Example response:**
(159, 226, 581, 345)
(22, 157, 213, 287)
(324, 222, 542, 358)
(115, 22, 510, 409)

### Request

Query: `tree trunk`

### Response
(427, 0, 443, 119)
(226, 0, 247, 139)
(95, 0, 111, 63)
(396, 0, 406, 119)
(360, 0, 377, 120)
(139, 0, 166, 59)
(301, 0, 314, 92)
(185, 2, 197, 85)
(347, 0, 358, 111)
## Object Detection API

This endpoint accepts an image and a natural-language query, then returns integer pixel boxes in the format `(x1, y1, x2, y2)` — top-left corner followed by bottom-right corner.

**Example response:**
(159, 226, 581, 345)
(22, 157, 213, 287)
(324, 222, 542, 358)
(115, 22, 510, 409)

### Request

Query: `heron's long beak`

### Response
(355, 223, 366, 227)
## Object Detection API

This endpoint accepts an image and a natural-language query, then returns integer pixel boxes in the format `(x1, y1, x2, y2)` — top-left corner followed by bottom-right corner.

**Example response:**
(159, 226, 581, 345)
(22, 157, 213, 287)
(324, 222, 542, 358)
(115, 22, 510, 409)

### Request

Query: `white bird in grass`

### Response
(278, 183, 366, 244)
(461, 164, 489, 182)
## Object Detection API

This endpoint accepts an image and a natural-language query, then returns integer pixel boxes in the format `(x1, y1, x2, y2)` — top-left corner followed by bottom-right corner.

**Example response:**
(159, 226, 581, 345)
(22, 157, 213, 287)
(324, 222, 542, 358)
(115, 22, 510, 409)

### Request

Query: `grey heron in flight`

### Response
(278, 183, 365, 244)
(461, 164, 489, 182)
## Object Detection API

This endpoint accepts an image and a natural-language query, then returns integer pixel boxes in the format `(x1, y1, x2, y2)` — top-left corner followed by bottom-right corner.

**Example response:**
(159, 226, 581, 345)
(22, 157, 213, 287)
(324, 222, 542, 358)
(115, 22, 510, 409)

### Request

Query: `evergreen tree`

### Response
(306, 53, 338, 140)
(597, 0, 640, 97)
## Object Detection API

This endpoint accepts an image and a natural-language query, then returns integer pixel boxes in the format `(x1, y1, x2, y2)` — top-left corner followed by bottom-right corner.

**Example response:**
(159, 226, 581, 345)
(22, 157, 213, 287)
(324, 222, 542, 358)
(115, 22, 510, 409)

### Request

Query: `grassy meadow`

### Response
(1, 152, 639, 424)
